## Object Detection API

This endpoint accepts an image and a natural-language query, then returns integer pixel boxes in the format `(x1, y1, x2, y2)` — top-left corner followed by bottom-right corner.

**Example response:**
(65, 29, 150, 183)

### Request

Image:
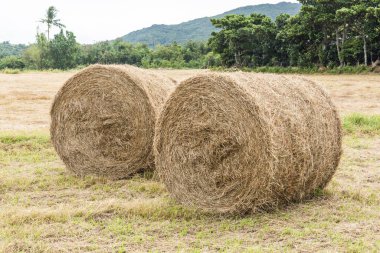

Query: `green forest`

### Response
(1, 1, 380, 73)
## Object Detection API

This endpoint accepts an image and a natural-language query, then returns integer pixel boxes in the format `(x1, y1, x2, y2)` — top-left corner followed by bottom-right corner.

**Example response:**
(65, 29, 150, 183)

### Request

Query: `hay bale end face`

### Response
(51, 65, 175, 179)
(154, 73, 342, 214)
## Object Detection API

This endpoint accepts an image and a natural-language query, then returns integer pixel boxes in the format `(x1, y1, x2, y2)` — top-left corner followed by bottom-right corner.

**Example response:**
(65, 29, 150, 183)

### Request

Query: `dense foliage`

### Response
(210, 0, 380, 68)
(1, 1, 380, 71)
(0, 38, 213, 70)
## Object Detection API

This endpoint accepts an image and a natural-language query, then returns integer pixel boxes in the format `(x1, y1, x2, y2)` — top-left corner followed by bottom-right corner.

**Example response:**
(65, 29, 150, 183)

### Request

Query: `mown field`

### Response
(0, 71, 379, 252)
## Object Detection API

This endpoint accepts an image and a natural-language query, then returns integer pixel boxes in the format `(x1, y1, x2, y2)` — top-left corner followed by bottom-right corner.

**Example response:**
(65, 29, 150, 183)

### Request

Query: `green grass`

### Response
(237, 65, 373, 74)
(209, 65, 374, 74)
(0, 67, 84, 74)
(0, 131, 50, 145)
(343, 113, 380, 135)
(0, 131, 55, 164)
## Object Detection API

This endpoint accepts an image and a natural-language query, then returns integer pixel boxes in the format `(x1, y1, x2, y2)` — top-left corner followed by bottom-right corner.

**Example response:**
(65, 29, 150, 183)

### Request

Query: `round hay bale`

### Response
(154, 72, 342, 214)
(51, 64, 175, 179)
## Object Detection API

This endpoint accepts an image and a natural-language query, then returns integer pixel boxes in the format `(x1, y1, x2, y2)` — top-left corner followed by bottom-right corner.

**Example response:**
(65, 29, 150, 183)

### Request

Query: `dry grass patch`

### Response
(0, 126, 379, 252)
(1, 72, 380, 131)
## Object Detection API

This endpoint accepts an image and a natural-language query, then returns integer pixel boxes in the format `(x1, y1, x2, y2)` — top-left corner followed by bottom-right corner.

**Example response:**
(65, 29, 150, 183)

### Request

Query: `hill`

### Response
(0, 41, 27, 58)
(120, 2, 301, 47)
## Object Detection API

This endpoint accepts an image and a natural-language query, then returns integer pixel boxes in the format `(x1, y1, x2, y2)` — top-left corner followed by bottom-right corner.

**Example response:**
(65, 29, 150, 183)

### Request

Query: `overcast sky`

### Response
(1, 0, 298, 44)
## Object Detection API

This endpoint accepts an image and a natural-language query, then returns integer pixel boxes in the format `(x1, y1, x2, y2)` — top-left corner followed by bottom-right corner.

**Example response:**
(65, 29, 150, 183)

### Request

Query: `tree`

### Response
(39, 6, 65, 40)
(297, 0, 348, 67)
(336, 1, 380, 66)
(350, 2, 375, 65)
(274, 14, 291, 66)
(35, 33, 51, 69)
(336, 6, 355, 66)
(23, 44, 42, 69)
(209, 14, 276, 67)
(49, 30, 80, 69)
(369, 3, 380, 62)
(209, 15, 250, 67)
(148, 43, 185, 68)
(0, 56, 25, 69)
(247, 14, 277, 66)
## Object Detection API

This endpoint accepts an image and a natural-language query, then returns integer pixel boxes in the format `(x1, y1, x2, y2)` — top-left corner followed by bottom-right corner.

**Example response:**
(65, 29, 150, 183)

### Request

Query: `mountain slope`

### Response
(120, 2, 301, 47)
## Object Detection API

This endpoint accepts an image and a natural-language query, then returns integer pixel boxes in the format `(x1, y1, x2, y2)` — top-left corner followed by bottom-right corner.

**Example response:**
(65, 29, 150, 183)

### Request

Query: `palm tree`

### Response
(39, 6, 65, 40)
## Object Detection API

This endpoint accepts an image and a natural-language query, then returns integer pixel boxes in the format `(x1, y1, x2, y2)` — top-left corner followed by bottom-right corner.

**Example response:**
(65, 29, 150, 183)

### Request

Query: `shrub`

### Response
(0, 56, 26, 69)
(1, 68, 21, 74)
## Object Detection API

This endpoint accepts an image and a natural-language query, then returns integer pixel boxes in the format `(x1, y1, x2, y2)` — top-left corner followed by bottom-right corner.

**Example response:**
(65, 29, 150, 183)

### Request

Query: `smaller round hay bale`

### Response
(154, 72, 342, 214)
(51, 65, 175, 179)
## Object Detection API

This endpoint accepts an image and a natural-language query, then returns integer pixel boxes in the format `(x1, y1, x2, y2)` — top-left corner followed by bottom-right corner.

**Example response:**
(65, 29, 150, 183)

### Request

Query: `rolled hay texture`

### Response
(154, 73, 342, 214)
(51, 65, 175, 179)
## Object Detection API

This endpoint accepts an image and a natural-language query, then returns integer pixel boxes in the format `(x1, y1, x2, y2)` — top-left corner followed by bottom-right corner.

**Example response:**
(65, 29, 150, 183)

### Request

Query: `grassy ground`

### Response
(0, 114, 379, 252)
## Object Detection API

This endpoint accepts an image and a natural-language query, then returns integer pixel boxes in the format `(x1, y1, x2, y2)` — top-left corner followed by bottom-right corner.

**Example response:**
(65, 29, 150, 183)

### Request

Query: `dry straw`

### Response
(154, 72, 342, 214)
(51, 64, 175, 179)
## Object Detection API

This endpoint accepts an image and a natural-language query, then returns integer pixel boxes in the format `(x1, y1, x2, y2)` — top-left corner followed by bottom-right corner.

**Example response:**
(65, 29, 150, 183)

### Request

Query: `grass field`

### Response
(0, 71, 379, 252)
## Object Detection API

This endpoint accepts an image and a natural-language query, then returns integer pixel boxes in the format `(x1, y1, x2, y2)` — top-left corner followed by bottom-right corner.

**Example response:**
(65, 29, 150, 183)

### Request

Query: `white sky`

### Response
(0, 0, 298, 44)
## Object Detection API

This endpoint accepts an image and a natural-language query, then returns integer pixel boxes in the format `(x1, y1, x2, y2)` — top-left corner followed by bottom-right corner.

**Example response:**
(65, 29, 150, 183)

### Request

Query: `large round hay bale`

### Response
(51, 64, 175, 179)
(154, 72, 342, 213)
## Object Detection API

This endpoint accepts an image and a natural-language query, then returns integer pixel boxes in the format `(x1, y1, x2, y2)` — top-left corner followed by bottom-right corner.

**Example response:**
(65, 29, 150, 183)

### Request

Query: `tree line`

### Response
(1, 1, 380, 71)
(210, 0, 380, 68)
